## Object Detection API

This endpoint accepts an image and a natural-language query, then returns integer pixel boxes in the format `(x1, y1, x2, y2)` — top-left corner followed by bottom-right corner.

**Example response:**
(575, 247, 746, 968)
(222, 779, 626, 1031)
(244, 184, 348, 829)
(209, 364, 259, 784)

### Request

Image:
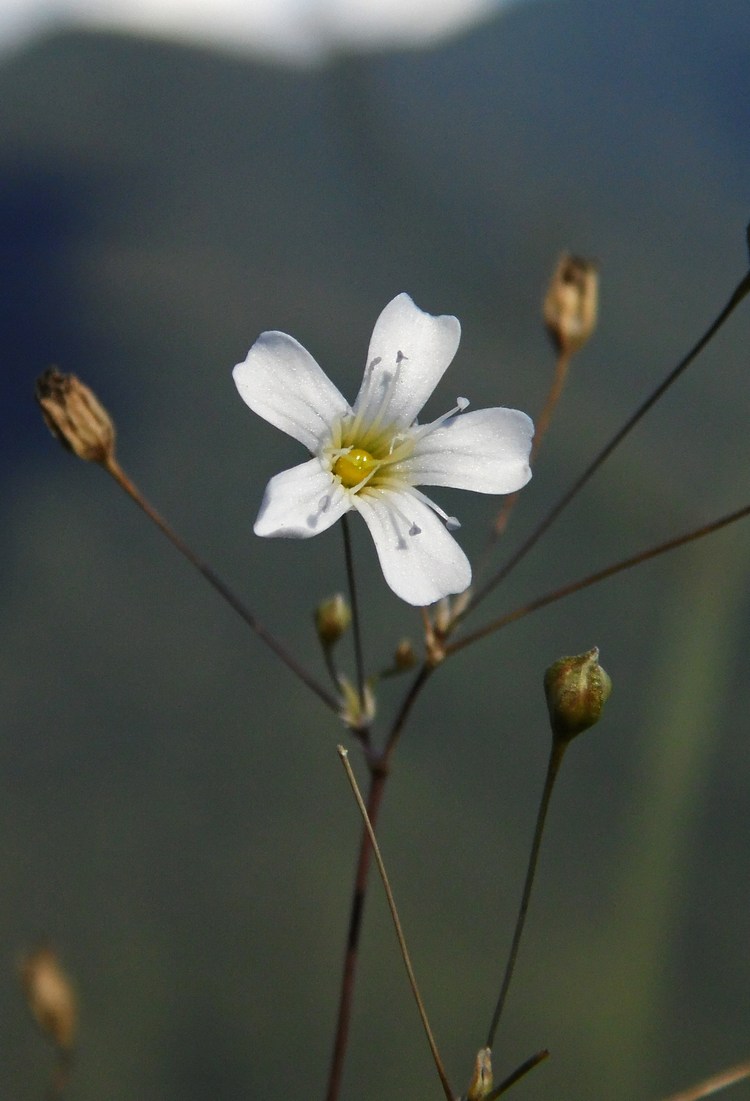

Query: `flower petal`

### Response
(353, 486, 471, 605)
(234, 332, 350, 453)
(398, 408, 534, 493)
(254, 459, 351, 538)
(353, 293, 461, 430)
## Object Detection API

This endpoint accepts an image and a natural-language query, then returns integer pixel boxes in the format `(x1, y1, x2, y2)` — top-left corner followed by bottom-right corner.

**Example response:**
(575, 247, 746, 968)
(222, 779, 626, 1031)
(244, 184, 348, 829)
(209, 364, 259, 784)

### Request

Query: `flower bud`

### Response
(544, 647, 611, 745)
(314, 593, 351, 648)
(466, 1047, 493, 1101)
(35, 368, 116, 465)
(393, 638, 417, 670)
(543, 254, 598, 355)
(20, 947, 77, 1052)
(338, 675, 376, 730)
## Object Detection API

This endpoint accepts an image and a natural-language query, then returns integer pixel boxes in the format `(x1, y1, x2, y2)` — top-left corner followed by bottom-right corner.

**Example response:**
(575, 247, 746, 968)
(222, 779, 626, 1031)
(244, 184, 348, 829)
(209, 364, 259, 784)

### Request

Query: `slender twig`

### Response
(463, 269, 750, 620)
(486, 1049, 550, 1100)
(476, 347, 572, 580)
(530, 349, 574, 464)
(384, 661, 435, 763)
(486, 743, 565, 1048)
(47, 1049, 73, 1100)
(658, 1060, 750, 1101)
(103, 456, 339, 713)
(338, 747, 455, 1101)
(447, 501, 750, 657)
(341, 514, 367, 708)
(325, 763, 388, 1101)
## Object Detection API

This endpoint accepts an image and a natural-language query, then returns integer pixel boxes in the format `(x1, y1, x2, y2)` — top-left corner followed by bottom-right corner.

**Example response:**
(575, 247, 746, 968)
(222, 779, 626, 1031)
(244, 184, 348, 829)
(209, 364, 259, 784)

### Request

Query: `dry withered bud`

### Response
(36, 368, 116, 464)
(544, 646, 612, 746)
(393, 638, 417, 670)
(543, 254, 598, 355)
(466, 1047, 493, 1101)
(20, 947, 77, 1052)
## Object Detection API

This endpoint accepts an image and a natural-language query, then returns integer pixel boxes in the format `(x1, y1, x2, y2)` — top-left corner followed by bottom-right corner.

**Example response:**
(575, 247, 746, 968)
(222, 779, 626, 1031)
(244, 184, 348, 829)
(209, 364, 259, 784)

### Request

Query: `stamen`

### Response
(350, 356, 405, 444)
(410, 487, 462, 531)
(410, 396, 470, 444)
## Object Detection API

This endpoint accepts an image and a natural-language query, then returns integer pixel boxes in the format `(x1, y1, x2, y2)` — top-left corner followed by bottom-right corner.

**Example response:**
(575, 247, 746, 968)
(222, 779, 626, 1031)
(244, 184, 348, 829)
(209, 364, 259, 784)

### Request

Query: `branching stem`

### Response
(486, 743, 565, 1049)
(658, 1059, 750, 1101)
(325, 763, 388, 1101)
(341, 514, 367, 710)
(463, 269, 750, 620)
(337, 747, 454, 1101)
(448, 500, 750, 656)
(103, 456, 339, 713)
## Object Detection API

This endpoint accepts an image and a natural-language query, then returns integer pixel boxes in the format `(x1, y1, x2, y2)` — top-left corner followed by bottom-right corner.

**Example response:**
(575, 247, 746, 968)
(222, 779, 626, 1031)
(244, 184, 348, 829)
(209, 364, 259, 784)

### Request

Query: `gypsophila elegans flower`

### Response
(233, 294, 534, 605)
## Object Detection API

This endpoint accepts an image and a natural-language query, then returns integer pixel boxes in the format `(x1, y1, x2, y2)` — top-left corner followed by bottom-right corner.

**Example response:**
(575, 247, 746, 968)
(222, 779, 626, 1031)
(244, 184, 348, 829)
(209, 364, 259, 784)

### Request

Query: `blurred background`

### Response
(2, 0, 750, 1098)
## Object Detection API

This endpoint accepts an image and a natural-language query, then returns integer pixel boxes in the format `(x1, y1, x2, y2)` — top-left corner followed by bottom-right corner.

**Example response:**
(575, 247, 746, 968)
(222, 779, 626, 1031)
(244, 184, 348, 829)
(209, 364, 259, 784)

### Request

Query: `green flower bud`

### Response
(544, 647, 611, 745)
(314, 594, 351, 648)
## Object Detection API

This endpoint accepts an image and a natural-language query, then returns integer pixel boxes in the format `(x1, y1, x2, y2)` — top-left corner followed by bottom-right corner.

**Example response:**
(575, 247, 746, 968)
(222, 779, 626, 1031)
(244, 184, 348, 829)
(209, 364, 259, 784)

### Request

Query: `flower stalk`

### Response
(447, 500, 750, 656)
(486, 649, 610, 1048)
(463, 265, 750, 620)
(35, 370, 339, 714)
(337, 747, 454, 1101)
(341, 514, 368, 723)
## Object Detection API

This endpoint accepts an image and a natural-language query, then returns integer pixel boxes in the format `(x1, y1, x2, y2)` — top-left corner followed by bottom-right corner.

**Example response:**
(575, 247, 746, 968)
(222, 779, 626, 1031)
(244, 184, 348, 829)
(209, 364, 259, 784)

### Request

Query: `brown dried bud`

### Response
(36, 368, 116, 464)
(20, 947, 77, 1052)
(393, 638, 417, 670)
(544, 647, 611, 746)
(466, 1047, 493, 1101)
(314, 593, 351, 648)
(543, 254, 598, 355)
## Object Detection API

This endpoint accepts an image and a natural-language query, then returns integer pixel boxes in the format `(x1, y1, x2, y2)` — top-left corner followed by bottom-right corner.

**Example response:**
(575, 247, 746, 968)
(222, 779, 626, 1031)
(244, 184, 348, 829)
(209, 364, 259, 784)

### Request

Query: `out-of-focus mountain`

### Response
(2, 2, 750, 1100)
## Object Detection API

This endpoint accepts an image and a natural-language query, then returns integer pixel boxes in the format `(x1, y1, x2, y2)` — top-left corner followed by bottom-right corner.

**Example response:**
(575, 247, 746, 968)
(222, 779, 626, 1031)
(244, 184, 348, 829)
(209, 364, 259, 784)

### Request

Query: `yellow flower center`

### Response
(333, 447, 379, 489)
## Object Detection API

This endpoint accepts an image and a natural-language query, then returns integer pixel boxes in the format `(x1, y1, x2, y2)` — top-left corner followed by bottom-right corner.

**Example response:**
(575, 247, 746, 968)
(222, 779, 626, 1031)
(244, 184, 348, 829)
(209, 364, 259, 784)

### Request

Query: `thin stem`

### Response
(658, 1060, 750, 1101)
(47, 1049, 73, 1100)
(103, 456, 339, 714)
(477, 347, 572, 578)
(384, 661, 435, 763)
(337, 747, 454, 1101)
(464, 269, 750, 620)
(321, 645, 342, 693)
(486, 743, 565, 1049)
(486, 1049, 550, 1100)
(323, 661, 437, 1100)
(325, 763, 388, 1101)
(530, 349, 573, 462)
(448, 501, 750, 657)
(341, 514, 367, 708)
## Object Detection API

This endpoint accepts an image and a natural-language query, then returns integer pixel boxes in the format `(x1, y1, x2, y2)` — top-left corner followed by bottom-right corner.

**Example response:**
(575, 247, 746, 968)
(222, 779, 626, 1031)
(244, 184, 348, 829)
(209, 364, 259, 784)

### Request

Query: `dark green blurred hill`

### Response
(3, 2, 750, 1099)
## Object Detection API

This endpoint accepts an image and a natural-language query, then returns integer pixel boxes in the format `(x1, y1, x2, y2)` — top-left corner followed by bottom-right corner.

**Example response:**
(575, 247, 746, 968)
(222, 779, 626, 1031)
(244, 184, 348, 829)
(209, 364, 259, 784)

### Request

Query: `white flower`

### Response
(232, 293, 533, 606)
